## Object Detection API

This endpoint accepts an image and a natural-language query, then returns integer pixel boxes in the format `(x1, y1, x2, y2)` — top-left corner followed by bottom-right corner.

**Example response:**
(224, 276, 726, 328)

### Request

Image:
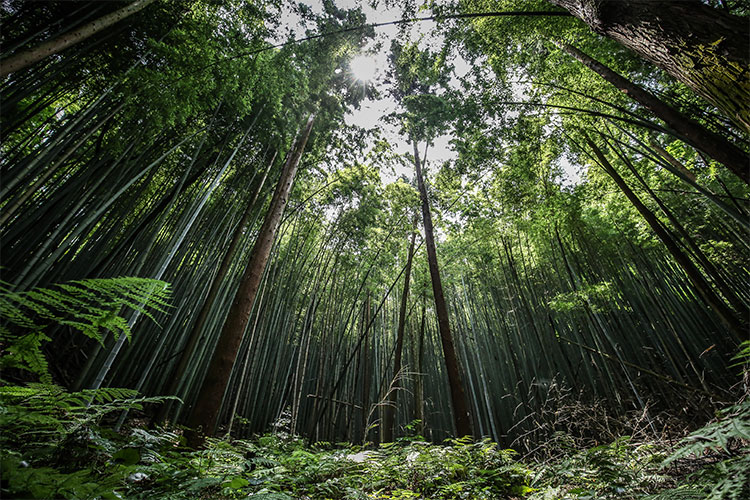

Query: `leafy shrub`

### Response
(0, 277, 175, 499)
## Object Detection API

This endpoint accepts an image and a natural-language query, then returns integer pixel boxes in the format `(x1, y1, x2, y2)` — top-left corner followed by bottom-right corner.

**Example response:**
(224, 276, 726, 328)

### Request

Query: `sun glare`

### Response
(350, 55, 378, 82)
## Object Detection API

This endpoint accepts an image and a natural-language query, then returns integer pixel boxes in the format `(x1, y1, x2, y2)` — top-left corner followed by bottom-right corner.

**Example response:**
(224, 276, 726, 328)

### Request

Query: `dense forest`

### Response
(1, 0, 748, 498)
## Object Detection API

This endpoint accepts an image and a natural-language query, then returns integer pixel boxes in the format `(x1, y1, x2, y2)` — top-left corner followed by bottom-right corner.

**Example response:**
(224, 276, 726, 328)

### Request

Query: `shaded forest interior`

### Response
(1, 0, 748, 499)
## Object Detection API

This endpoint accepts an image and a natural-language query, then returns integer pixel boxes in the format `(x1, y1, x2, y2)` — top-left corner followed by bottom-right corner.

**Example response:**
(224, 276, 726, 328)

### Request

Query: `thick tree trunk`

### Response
(1, 0, 158, 78)
(558, 42, 749, 184)
(186, 115, 314, 447)
(584, 135, 747, 338)
(412, 139, 473, 438)
(549, 0, 750, 131)
(156, 152, 275, 424)
(382, 218, 417, 443)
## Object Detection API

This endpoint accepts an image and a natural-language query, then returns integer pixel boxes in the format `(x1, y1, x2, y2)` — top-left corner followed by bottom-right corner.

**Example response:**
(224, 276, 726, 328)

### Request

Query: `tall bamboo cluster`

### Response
(176, 191, 742, 445)
(2, 0, 747, 450)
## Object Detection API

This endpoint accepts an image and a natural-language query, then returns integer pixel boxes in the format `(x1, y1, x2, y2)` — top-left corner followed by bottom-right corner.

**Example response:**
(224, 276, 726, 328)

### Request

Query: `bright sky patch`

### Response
(350, 55, 378, 82)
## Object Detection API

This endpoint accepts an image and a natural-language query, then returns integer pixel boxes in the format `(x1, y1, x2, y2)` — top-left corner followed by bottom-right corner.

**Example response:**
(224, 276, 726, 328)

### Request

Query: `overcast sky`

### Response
(275, 0, 467, 182)
(275, 0, 580, 185)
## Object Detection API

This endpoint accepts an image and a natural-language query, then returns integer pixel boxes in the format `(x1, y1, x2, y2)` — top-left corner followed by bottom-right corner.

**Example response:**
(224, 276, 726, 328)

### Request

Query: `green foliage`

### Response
(2, 416, 747, 499)
(548, 280, 616, 313)
(0, 276, 178, 499)
(661, 399, 750, 500)
(0, 381, 180, 499)
(223, 435, 532, 499)
(731, 340, 750, 369)
(529, 437, 670, 499)
(0, 277, 170, 382)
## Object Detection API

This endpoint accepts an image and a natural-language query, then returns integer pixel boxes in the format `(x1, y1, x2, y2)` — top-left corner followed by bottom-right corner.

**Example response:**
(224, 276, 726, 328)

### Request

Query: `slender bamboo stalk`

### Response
(0, 0, 158, 77)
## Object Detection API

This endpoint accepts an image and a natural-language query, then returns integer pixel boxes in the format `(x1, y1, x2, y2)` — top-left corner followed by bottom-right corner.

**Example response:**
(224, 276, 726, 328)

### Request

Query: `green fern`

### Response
(0, 383, 177, 446)
(0, 277, 183, 500)
(661, 396, 750, 500)
(642, 487, 707, 500)
(0, 277, 171, 336)
(249, 456, 279, 469)
(245, 492, 296, 499)
(664, 400, 750, 464)
(0, 276, 175, 455)
(0, 277, 170, 381)
(731, 340, 750, 369)
(1, 332, 52, 382)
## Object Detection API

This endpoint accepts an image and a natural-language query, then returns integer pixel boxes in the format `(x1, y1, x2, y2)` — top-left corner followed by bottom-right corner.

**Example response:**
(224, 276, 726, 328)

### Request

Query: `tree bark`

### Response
(186, 115, 314, 447)
(412, 139, 473, 438)
(156, 152, 275, 424)
(548, 0, 750, 131)
(382, 217, 417, 443)
(584, 134, 747, 339)
(1, 0, 158, 78)
(648, 141, 697, 184)
(558, 42, 749, 184)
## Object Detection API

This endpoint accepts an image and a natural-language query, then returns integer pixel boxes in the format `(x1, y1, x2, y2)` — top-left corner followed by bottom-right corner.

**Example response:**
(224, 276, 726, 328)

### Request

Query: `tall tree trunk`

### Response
(584, 134, 747, 338)
(411, 139, 473, 438)
(557, 42, 749, 184)
(360, 293, 372, 444)
(0, 0, 158, 78)
(382, 218, 417, 442)
(548, 0, 750, 131)
(186, 115, 315, 447)
(156, 151, 275, 424)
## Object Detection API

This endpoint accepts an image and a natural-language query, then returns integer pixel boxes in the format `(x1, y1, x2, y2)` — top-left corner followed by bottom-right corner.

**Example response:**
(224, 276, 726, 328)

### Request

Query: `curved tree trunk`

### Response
(549, 0, 750, 131)
(186, 115, 315, 447)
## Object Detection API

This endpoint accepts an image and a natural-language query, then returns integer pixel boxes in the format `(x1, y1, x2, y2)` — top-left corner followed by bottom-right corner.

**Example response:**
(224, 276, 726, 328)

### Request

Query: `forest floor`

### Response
(1, 394, 748, 500)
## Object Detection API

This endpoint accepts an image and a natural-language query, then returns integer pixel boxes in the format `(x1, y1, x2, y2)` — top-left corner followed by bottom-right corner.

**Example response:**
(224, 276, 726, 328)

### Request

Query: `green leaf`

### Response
(113, 447, 141, 465)
(227, 476, 250, 489)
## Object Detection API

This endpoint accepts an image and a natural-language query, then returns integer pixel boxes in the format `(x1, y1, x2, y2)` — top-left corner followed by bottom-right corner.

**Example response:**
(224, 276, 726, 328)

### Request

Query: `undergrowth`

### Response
(2, 419, 748, 499)
(1, 279, 747, 499)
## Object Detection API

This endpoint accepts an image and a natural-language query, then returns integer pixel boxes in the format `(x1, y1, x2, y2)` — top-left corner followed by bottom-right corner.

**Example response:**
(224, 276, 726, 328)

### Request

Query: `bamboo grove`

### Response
(1, 0, 748, 452)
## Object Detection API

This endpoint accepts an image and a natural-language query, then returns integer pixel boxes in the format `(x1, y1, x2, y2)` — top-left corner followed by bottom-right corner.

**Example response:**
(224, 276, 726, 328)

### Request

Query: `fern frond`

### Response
(246, 493, 296, 499)
(1, 277, 171, 382)
(82, 386, 140, 404)
(665, 399, 750, 464)
(0, 332, 52, 383)
(249, 456, 279, 469)
(642, 487, 707, 500)
(0, 385, 42, 399)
